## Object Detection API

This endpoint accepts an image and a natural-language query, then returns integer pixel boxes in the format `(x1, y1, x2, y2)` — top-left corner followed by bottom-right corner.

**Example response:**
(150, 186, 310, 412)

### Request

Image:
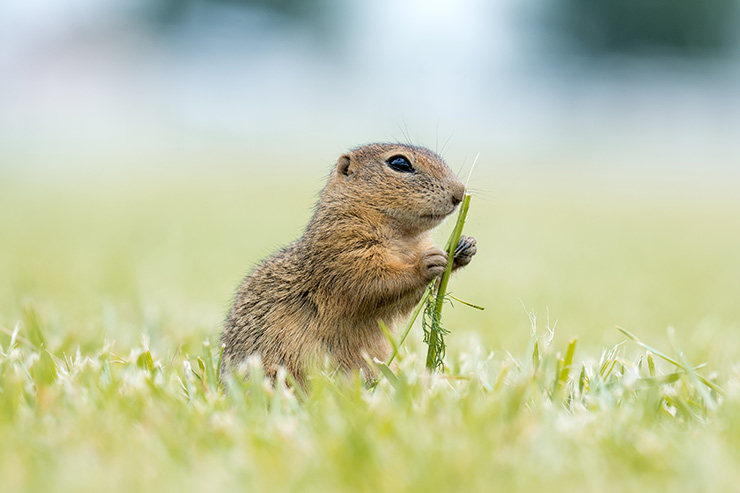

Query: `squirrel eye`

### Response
(387, 155, 414, 173)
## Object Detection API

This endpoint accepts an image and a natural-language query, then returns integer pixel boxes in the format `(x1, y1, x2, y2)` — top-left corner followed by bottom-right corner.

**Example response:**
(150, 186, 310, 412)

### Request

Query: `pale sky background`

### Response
(2, 0, 739, 178)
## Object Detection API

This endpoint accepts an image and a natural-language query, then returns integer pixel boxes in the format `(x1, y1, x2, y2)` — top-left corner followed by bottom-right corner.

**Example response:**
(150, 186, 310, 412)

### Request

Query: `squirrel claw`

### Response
(453, 235, 477, 268)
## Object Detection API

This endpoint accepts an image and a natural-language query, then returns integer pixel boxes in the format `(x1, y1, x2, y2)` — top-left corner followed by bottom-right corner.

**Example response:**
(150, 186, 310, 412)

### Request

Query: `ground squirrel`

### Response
(221, 143, 477, 385)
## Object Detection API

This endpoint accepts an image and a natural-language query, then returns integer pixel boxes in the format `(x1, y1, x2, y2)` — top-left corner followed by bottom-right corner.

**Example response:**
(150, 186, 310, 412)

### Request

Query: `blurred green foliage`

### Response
(144, 0, 332, 25)
(549, 0, 739, 58)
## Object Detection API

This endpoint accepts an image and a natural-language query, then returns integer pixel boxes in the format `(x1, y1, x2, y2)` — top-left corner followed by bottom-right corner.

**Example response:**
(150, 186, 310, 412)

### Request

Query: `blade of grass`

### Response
(617, 326, 724, 396)
(201, 339, 218, 392)
(374, 361, 400, 389)
(378, 319, 400, 363)
(558, 337, 578, 389)
(667, 327, 718, 410)
(385, 284, 434, 367)
(646, 350, 656, 377)
(425, 193, 472, 370)
(448, 294, 485, 310)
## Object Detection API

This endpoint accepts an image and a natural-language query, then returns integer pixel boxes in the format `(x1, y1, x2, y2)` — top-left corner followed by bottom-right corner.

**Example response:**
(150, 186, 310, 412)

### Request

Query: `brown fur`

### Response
(221, 143, 477, 385)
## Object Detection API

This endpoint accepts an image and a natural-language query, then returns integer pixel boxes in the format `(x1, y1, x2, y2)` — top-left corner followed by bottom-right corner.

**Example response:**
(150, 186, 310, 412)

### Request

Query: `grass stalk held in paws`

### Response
(384, 193, 473, 372)
(424, 193, 472, 371)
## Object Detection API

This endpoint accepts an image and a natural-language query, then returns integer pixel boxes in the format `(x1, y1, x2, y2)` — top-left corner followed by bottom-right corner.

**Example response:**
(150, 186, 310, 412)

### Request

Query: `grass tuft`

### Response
(2, 312, 737, 491)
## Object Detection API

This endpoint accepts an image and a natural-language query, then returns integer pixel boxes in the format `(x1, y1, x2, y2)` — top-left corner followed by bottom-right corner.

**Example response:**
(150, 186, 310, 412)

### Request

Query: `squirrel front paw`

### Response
(419, 248, 448, 281)
(453, 235, 477, 269)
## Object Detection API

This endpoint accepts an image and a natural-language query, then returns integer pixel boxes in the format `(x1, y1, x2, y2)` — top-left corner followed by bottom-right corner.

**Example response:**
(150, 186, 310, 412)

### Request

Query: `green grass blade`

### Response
(378, 319, 400, 362)
(617, 327, 683, 368)
(558, 337, 578, 389)
(386, 284, 434, 367)
(425, 193, 472, 371)
(375, 362, 400, 389)
(448, 295, 485, 310)
(201, 339, 219, 392)
(22, 304, 45, 350)
(647, 351, 656, 377)
(618, 326, 725, 396)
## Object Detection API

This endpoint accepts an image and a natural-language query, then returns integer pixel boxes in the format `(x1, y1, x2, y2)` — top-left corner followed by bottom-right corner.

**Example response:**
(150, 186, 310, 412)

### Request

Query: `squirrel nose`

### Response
(451, 183, 465, 206)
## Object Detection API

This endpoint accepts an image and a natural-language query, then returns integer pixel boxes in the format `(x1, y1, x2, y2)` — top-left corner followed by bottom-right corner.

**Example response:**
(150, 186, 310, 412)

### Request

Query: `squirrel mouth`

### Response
(422, 209, 454, 221)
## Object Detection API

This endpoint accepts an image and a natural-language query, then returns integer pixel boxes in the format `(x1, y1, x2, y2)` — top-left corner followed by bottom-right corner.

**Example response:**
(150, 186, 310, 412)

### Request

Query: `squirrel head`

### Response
(326, 143, 465, 234)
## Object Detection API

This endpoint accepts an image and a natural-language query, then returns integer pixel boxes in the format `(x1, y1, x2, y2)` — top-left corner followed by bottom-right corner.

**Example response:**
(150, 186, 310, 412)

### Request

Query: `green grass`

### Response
(2, 168, 740, 492)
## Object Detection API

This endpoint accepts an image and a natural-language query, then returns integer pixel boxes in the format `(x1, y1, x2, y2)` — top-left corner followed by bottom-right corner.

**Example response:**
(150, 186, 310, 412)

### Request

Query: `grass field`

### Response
(2, 164, 740, 492)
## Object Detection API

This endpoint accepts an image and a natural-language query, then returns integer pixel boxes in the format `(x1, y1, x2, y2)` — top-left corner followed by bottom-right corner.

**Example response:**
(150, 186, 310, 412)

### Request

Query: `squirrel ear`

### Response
(336, 154, 352, 177)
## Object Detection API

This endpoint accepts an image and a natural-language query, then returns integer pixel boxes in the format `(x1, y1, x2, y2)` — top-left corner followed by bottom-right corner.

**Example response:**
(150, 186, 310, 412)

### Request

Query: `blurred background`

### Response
(2, 0, 740, 362)
(3, 0, 740, 175)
